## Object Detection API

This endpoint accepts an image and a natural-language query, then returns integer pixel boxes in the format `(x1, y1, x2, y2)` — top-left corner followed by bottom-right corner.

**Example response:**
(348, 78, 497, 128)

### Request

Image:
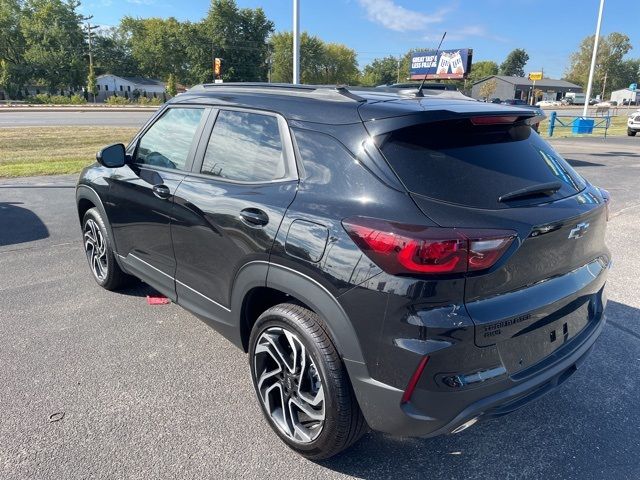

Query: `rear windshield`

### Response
(377, 119, 586, 209)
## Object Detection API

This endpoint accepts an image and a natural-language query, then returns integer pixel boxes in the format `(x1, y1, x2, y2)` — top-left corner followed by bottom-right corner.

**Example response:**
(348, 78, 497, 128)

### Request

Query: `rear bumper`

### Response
(349, 302, 605, 437)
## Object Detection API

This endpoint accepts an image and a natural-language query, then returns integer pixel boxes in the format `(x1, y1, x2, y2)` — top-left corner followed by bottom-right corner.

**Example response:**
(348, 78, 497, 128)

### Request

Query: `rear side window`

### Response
(378, 120, 586, 209)
(201, 110, 285, 182)
(135, 108, 204, 170)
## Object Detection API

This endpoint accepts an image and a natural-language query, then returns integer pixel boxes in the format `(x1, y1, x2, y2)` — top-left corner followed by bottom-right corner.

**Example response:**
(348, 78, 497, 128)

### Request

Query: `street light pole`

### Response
(583, 0, 605, 117)
(292, 0, 300, 84)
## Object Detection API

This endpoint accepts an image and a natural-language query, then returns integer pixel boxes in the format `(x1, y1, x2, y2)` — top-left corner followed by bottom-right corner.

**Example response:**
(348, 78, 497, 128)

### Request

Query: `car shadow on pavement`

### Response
(319, 300, 639, 479)
(115, 281, 163, 298)
(566, 158, 605, 167)
(0, 202, 49, 246)
(589, 151, 640, 158)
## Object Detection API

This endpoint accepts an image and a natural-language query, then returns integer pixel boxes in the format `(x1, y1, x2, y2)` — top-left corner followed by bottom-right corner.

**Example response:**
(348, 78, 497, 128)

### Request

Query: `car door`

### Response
(106, 105, 210, 299)
(171, 108, 298, 325)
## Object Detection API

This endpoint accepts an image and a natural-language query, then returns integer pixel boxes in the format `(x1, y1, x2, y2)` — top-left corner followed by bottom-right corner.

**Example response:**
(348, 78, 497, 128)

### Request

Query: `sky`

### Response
(80, 0, 639, 79)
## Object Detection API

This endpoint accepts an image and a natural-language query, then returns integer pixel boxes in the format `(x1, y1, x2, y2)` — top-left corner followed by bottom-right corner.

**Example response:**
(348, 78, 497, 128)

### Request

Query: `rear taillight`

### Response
(343, 217, 516, 276)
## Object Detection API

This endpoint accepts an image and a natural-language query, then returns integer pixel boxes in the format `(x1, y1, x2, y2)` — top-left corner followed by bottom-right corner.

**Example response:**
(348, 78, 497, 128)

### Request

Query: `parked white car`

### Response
(535, 100, 561, 108)
(628, 112, 640, 136)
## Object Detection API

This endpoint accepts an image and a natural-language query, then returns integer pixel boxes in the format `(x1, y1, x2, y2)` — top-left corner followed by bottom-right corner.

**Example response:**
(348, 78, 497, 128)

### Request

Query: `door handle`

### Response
(152, 184, 171, 199)
(240, 208, 269, 227)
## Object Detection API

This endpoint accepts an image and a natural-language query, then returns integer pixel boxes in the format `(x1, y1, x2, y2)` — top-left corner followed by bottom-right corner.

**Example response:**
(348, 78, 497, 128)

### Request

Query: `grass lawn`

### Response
(0, 126, 138, 178)
(538, 113, 629, 138)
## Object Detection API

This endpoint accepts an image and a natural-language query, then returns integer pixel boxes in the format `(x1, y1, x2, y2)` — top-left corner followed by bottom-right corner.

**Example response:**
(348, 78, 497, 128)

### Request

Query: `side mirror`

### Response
(97, 143, 126, 168)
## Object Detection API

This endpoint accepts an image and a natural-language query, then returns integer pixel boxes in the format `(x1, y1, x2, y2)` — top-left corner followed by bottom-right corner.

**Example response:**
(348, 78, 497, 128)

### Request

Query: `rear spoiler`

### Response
(362, 108, 541, 137)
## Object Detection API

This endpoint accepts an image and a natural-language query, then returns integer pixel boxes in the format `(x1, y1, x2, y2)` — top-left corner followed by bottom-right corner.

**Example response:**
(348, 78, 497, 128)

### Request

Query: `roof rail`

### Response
(187, 82, 367, 103)
(368, 86, 476, 102)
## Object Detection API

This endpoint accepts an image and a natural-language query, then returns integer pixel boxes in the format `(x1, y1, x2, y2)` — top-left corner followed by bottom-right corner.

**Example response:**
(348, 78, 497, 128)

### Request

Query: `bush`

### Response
(105, 95, 131, 105)
(26, 93, 87, 105)
(136, 96, 163, 106)
(69, 94, 87, 105)
(28, 94, 52, 104)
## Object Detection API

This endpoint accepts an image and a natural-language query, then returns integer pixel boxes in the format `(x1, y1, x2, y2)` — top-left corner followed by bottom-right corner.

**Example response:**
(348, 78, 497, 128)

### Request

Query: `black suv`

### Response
(76, 83, 610, 459)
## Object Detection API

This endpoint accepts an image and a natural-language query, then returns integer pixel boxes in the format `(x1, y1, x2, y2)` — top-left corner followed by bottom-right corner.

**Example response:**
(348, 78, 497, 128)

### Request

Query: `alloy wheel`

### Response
(253, 326, 325, 443)
(84, 218, 108, 281)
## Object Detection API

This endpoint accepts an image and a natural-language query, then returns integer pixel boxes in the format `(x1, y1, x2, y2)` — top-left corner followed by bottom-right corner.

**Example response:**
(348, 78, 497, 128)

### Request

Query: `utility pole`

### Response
(396, 59, 400, 84)
(292, 0, 300, 84)
(583, 0, 605, 117)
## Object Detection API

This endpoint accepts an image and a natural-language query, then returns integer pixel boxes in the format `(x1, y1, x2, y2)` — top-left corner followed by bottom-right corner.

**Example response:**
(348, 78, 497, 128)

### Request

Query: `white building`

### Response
(610, 88, 639, 106)
(96, 75, 166, 101)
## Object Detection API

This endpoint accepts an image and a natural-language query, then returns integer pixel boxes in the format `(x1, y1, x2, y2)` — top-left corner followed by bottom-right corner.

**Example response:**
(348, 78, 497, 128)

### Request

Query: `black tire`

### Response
(248, 303, 368, 459)
(628, 129, 637, 136)
(82, 208, 133, 290)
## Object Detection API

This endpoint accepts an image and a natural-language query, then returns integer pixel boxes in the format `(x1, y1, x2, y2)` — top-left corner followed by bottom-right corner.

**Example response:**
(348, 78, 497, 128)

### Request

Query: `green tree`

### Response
(0, 0, 28, 98)
(565, 33, 635, 96)
(270, 32, 357, 84)
(468, 60, 499, 84)
(120, 16, 188, 82)
(320, 43, 358, 84)
(166, 73, 177, 96)
(361, 56, 400, 86)
(500, 48, 529, 77)
(21, 0, 86, 93)
(180, 21, 214, 85)
(609, 59, 640, 92)
(200, 0, 274, 83)
(92, 27, 138, 77)
(86, 63, 97, 102)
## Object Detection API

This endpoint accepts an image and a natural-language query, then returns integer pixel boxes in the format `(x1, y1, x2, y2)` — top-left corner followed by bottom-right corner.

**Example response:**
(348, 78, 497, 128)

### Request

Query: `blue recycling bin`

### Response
(572, 118, 595, 134)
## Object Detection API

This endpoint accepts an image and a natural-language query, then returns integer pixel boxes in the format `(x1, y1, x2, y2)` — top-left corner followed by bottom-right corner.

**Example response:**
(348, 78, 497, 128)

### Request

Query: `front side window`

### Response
(135, 108, 204, 170)
(201, 110, 285, 182)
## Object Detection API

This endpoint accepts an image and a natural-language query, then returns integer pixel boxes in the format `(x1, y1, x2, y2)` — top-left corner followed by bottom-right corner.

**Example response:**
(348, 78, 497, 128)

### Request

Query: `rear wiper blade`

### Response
(498, 181, 562, 203)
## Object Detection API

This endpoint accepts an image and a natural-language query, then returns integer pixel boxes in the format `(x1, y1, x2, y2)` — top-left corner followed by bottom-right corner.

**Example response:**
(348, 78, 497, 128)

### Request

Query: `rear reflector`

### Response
(343, 217, 516, 276)
(401, 356, 430, 404)
(470, 115, 519, 126)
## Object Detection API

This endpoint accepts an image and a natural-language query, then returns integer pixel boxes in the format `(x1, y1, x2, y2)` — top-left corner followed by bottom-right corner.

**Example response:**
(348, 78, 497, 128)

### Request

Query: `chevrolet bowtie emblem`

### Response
(568, 222, 590, 239)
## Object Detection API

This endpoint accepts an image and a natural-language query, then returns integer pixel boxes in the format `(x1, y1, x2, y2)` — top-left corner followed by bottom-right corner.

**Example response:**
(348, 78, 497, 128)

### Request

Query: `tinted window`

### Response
(135, 108, 204, 170)
(378, 120, 586, 209)
(201, 110, 285, 182)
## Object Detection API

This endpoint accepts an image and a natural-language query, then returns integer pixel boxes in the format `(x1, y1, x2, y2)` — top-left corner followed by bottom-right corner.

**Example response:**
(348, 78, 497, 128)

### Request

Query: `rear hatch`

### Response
(369, 110, 610, 373)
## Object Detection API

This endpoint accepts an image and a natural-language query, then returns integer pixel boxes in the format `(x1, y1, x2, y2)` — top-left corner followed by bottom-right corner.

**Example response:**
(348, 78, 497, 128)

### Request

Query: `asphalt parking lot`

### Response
(1, 137, 639, 479)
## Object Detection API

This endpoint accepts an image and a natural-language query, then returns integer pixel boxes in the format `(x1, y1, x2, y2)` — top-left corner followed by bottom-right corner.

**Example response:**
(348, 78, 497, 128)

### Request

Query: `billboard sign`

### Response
(410, 48, 473, 80)
(528, 72, 543, 81)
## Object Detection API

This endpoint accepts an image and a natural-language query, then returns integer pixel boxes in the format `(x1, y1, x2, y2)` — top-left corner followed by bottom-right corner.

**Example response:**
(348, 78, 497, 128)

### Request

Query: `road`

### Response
(0, 110, 154, 127)
(0, 138, 639, 479)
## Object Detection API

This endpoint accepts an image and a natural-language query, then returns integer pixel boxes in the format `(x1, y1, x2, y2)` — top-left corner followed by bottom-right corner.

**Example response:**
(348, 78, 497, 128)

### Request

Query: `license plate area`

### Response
(498, 301, 591, 374)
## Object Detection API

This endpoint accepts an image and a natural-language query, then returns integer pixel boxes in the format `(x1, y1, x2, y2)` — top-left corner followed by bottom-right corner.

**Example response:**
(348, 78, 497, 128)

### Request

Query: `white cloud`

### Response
(357, 0, 452, 32)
